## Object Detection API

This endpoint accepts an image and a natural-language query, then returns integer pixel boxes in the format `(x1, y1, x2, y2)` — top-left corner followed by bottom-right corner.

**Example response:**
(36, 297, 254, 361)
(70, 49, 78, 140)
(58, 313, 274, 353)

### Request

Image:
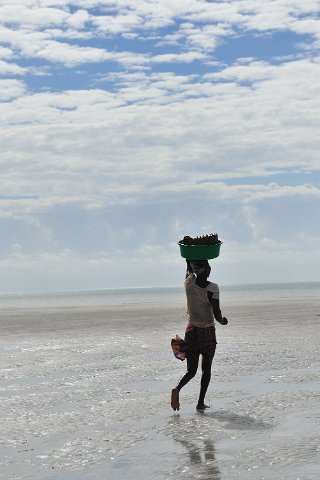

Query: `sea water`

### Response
(0, 281, 319, 308)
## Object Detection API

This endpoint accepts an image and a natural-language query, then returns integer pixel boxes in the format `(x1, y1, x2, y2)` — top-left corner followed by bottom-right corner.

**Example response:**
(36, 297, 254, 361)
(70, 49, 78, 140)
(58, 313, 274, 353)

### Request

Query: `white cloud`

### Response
(1, 53, 319, 200)
(291, 17, 320, 36)
(11, 242, 23, 255)
(0, 46, 13, 58)
(151, 51, 207, 64)
(0, 78, 26, 100)
(0, 4, 69, 27)
(0, 60, 27, 75)
(0, 26, 149, 67)
(0, 27, 51, 57)
(205, 60, 278, 82)
(236, 0, 320, 31)
(67, 9, 90, 29)
(0, 0, 319, 75)
(180, 23, 231, 51)
(91, 12, 144, 35)
(1, 190, 319, 292)
(0, 1, 319, 63)
(35, 41, 112, 65)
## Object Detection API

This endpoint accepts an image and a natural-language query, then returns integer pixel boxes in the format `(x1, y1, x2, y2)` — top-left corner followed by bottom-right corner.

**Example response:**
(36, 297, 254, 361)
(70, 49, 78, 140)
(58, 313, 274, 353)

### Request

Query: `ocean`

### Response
(0, 280, 319, 308)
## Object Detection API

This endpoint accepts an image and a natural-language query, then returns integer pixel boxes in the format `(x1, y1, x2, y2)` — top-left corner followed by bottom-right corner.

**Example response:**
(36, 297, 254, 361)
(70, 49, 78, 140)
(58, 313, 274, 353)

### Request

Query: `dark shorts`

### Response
(185, 324, 217, 356)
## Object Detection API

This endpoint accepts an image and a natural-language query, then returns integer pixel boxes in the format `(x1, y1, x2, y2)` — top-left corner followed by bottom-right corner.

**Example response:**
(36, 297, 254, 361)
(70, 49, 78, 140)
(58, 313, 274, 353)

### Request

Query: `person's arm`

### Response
(207, 291, 228, 325)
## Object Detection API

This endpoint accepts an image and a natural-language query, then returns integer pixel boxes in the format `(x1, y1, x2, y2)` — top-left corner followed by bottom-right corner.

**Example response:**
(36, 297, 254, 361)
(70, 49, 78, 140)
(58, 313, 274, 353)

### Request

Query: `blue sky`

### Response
(1, 0, 320, 292)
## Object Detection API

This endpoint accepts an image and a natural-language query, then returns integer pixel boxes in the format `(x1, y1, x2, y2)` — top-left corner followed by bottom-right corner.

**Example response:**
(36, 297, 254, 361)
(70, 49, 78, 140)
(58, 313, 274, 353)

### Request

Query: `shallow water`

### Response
(1, 281, 320, 308)
(1, 299, 320, 479)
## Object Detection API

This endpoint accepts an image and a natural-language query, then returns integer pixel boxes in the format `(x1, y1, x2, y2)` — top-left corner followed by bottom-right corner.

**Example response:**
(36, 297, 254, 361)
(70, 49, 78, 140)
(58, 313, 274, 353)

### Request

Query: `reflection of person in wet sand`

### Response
(179, 438, 221, 479)
(171, 259, 228, 411)
(169, 417, 221, 480)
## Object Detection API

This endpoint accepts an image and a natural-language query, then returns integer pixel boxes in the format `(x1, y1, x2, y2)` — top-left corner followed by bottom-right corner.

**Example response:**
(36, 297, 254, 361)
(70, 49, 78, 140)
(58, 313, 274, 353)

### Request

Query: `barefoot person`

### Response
(171, 259, 228, 411)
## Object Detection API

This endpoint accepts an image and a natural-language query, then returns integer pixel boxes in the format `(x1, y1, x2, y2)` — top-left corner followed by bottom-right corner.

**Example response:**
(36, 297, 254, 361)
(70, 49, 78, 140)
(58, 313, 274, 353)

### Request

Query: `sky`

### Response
(1, 0, 320, 293)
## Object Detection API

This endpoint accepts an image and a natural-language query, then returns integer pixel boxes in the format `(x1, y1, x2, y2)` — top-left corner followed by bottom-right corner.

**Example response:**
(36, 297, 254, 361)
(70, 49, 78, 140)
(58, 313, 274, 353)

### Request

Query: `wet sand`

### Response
(1, 298, 320, 479)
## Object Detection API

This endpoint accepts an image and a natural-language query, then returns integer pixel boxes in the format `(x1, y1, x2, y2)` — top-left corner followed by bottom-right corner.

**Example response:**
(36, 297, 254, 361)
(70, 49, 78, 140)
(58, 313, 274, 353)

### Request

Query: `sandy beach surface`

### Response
(1, 298, 320, 479)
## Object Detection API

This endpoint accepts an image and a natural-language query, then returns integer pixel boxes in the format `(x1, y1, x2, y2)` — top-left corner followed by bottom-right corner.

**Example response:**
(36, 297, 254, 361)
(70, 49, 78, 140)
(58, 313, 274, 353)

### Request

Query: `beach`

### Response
(1, 295, 320, 479)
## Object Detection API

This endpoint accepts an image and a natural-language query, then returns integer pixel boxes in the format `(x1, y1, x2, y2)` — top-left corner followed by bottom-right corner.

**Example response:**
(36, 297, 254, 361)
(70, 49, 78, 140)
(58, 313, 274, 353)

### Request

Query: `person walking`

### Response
(171, 259, 228, 411)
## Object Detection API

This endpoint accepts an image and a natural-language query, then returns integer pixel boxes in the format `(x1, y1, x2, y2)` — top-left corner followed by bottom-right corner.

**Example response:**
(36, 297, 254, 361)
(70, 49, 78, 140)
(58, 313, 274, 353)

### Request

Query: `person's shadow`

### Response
(204, 409, 273, 431)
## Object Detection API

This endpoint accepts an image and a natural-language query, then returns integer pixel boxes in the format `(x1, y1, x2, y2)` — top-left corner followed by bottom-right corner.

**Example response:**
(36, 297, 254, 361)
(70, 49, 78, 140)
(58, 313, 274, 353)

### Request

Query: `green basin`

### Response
(178, 241, 222, 260)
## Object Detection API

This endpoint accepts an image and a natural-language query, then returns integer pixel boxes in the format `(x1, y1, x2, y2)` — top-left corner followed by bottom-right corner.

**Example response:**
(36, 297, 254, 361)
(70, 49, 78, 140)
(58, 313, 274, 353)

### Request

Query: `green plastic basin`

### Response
(178, 241, 222, 260)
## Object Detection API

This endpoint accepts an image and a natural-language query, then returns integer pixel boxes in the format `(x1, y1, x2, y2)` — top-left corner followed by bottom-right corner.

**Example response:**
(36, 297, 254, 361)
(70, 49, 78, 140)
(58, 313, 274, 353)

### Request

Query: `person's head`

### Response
(189, 259, 211, 279)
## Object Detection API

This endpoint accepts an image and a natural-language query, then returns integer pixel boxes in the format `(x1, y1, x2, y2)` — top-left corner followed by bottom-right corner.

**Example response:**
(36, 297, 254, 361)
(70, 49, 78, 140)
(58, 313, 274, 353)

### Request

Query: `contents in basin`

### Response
(179, 233, 220, 245)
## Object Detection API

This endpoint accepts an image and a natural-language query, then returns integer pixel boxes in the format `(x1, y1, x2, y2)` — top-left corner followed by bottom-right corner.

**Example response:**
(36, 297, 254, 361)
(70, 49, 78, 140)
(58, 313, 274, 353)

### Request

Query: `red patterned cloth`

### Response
(171, 323, 217, 360)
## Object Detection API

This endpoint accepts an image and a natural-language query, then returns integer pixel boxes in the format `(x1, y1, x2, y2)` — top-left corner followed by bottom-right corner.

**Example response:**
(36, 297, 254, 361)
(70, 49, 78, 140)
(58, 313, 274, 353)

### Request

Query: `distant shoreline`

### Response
(0, 281, 320, 309)
(1, 279, 320, 297)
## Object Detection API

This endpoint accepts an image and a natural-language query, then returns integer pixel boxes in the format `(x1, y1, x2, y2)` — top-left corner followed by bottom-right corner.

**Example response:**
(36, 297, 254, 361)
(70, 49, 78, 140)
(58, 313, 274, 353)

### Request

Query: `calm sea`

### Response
(0, 281, 319, 308)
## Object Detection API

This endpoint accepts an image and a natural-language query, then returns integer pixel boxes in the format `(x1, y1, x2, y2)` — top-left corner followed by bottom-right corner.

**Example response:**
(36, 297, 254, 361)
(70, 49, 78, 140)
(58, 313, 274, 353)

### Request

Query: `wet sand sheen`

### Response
(1, 298, 319, 479)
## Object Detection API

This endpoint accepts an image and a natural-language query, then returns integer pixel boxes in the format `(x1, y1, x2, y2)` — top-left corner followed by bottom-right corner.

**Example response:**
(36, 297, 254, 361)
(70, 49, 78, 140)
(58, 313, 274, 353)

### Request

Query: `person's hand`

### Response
(221, 317, 228, 325)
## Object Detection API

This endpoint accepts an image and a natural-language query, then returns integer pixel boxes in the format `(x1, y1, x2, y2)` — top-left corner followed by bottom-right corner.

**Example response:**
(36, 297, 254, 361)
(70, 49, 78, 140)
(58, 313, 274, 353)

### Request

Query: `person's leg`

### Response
(171, 352, 199, 411)
(197, 352, 214, 409)
(177, 351, 200, 391)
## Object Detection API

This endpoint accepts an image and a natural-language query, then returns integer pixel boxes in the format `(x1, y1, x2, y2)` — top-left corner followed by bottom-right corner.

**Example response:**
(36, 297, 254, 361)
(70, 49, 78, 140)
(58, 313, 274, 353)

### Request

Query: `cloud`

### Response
(0, 46, 13, 58)
(180, 23, 231, 51)
(1, 183, 319, 291)
(91, 12, 144, 35)
(0, 60, 27, 75)
(34, 41, 115, 66)
(205, 60, 278, 82)
(1, 52, 319, 201)
(237, 1, 320, 32)
(151, 51, 207, 64)
(0, 79, 26, 100)
(0, 25, 147, 67)
(0, 5, 68, 27)
(67, 9, 90, 29)
(1, 1, 319, 71)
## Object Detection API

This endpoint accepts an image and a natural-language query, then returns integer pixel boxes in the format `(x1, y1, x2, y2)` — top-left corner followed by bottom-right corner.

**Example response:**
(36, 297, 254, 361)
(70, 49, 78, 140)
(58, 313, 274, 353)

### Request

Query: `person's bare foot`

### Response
(196, 403, 210, 410)
(171, 388, 180, 411)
